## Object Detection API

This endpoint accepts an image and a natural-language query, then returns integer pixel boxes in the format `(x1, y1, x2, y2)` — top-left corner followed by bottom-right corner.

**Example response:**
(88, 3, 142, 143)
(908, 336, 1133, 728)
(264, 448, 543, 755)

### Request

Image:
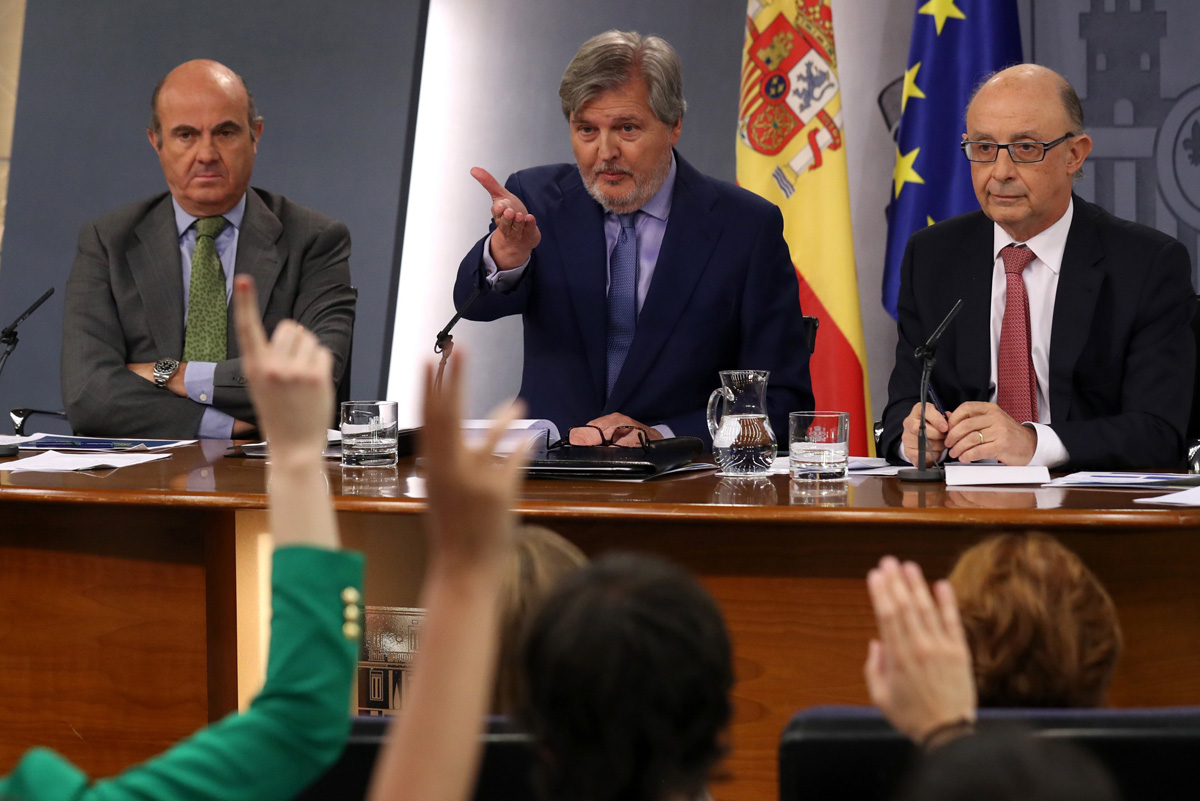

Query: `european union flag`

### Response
(882, 0, 1022, 318)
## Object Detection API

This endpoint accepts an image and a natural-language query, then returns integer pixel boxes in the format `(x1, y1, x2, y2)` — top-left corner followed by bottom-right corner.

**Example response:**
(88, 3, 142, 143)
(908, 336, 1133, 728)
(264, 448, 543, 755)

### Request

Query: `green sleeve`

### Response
(0, 546, 364, 801)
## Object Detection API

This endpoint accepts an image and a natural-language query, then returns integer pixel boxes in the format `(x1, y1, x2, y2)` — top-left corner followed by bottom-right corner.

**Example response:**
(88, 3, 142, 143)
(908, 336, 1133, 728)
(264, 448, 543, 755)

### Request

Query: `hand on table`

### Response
(471, 167, 541, 270)
(945, 402, 1036, 465)
(901, 402, 948, 466)
(571, 412, 665, 446)
(864, 556, 976, 747)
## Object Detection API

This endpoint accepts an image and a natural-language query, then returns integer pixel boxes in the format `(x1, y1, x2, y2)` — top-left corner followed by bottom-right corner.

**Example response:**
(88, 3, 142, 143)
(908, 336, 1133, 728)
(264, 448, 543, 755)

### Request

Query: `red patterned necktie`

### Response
(997, 244, 1038, 423)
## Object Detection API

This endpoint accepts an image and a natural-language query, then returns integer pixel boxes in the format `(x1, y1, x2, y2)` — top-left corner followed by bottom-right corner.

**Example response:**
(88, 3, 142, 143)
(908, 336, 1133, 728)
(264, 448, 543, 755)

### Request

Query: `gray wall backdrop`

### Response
(4, 0, 1198, 433)
(0, 0, 427, 430)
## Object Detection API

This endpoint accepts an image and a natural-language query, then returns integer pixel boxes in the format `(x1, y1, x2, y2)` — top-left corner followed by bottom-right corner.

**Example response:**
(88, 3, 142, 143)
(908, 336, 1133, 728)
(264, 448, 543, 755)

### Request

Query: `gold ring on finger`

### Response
(977, 430, 985, 445)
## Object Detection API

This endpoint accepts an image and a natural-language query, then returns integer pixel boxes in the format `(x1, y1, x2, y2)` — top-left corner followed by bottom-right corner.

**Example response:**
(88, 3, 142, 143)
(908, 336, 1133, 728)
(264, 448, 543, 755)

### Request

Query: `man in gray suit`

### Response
(61, 59, 354, 438)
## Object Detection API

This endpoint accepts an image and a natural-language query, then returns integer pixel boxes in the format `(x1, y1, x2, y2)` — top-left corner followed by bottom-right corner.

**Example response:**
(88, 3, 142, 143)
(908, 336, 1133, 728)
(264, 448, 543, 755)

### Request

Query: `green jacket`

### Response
(0, 546, 363, 801)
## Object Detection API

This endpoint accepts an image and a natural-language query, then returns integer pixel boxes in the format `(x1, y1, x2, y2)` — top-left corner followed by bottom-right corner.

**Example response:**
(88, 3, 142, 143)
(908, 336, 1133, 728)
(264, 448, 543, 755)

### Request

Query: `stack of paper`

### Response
(0, 450, 171, 473)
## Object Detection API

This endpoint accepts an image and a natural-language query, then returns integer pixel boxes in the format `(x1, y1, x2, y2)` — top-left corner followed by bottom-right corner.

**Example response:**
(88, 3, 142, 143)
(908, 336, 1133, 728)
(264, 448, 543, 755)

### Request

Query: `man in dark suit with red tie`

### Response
(880, 64, 1194, 470)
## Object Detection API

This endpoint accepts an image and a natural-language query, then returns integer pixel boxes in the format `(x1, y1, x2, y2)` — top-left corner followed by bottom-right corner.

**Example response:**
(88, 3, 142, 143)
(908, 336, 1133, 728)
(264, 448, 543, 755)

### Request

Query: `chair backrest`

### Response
(333, 286, 358, 423)
(779, 705, 1200, 801)
(292, 716, 536, 801)
(1188, 294, 1200, 441)
(802, 315, 819, 354)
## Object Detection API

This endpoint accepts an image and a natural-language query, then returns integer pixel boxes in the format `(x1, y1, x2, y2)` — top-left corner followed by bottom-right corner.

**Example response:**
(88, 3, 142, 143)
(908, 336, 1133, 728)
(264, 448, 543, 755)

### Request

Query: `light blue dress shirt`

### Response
(172, 194, 246, 439)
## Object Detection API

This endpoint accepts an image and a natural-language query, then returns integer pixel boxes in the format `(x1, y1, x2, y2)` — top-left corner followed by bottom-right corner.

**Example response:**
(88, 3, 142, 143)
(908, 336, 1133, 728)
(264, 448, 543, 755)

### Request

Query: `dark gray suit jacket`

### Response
(880, 196, 1195, 471)
(61, 188, 355, 437)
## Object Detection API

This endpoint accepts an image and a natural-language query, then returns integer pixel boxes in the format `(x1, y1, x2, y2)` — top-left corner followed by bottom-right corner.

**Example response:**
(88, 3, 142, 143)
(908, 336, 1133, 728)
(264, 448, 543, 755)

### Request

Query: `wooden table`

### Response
(2, 444, 1199, 801)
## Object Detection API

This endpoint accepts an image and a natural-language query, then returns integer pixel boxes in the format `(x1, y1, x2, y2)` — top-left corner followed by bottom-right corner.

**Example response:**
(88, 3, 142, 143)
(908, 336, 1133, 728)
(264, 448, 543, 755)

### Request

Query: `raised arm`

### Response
(864, 556, 977, 750)
(367, 352, 529, 801)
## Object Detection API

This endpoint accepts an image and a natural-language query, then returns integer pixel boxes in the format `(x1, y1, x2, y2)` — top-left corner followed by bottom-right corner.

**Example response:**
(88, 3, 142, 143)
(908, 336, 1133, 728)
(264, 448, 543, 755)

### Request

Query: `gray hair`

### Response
(966, 65, 1086, 179)
(559, 30, 687, 126)
(149, 67, 263, 145)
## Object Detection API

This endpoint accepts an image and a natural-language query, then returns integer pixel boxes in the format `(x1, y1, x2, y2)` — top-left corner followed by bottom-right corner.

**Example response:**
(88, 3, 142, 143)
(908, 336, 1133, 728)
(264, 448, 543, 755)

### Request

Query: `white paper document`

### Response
(0, 433, 47, 446)
(1043, 471, 1199, 489)
(460, 419, 558, 455)
(0, 450, 171, 473)
(945, 464, 1050, 486)
(1133, 486, 1200, 506)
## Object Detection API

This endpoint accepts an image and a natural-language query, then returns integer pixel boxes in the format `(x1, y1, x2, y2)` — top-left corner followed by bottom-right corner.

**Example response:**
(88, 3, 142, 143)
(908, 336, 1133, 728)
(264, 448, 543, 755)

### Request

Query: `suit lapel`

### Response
(952, 215, 997, 402)
(129, 196, 186, 356)
(553, 173, 609, 402)
(606, 155, 717, 411)
(1048, 198, 1104, 422)
(229, 190, 283, 356)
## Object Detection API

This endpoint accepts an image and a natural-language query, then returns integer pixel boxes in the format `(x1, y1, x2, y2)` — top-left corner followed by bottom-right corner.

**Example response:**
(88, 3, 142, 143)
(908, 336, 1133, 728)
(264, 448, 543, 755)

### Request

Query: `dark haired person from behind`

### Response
(521, 553, 733, 801)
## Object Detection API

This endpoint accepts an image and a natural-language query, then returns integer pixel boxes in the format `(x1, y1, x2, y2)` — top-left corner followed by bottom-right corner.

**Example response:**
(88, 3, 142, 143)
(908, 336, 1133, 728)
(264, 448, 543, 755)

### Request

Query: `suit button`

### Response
(344, 604, 360, 622)
(343, 621, 361, 640)
(341, 587, 361, 604)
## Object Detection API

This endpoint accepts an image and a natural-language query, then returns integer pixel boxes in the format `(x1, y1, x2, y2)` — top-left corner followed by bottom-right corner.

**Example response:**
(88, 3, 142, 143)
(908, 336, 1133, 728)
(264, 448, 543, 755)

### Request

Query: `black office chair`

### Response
(1186, 295, 1200, 471)
(10, 407, 69, 436)
(802, 315, 819, 354)
(780, 705, 1200, 801)
(292, 716, 536, 801)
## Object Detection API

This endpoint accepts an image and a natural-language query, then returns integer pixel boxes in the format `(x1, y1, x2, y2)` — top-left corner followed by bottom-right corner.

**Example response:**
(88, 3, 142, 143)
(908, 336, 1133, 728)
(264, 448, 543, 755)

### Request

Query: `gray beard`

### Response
(580, 150, 673, 214)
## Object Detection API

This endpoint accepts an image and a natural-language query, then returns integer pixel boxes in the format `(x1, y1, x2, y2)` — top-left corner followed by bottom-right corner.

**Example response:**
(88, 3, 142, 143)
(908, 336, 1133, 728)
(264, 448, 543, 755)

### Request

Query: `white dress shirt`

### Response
(902, 200, 1075, 467)
(987, 199, 1073, 468)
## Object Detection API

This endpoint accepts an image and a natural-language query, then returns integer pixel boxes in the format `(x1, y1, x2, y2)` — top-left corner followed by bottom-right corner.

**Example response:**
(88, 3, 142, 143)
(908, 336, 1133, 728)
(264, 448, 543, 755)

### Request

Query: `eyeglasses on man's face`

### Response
(960, 133, 1075, 163)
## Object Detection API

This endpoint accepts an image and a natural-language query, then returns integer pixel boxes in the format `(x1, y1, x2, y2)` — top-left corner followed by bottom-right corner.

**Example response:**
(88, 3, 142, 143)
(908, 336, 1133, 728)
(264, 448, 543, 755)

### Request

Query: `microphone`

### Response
(1, 287, 56, 454)
(433, 284, 483, 388)
(897, 298, 962, 483)
(1, 287, 54, 343)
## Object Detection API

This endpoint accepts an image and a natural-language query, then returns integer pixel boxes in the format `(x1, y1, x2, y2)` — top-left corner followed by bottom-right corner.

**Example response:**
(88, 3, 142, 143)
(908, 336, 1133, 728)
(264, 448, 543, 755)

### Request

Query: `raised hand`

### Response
(366, 352, 528, 801)
(421, 349, 529, 574)
(234, 274, 333, 466)
(471, 166, 541, 269)
(233, 274, 338, 550)
(864, 556, 977, 747)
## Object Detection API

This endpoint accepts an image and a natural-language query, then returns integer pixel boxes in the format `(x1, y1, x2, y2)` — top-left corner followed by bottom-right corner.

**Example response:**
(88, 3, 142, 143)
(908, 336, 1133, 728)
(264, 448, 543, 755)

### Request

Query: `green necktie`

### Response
(183, 216, 229, 362)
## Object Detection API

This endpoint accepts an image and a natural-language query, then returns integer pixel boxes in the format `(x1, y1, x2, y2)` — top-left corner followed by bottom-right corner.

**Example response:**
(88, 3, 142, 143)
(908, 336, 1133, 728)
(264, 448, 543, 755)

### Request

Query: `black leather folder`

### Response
(525, 436, 704, 479)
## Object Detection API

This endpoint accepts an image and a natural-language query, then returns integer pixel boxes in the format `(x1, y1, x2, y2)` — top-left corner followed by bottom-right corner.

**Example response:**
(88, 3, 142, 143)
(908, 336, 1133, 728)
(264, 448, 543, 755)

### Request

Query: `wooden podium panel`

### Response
(3, 446, 1199, 801)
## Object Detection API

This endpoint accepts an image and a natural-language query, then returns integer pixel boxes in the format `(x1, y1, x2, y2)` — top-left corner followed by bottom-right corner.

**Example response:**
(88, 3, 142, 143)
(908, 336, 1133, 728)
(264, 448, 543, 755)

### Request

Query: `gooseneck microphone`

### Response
(897, 298, 962, 483)
(433, 285, 482, 389)
(1, 287, 56, 455)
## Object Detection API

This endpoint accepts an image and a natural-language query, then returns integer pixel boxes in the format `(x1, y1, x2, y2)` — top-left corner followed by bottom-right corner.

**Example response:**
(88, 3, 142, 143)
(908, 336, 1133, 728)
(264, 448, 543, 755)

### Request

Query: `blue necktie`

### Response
(606, 212, 639, 398)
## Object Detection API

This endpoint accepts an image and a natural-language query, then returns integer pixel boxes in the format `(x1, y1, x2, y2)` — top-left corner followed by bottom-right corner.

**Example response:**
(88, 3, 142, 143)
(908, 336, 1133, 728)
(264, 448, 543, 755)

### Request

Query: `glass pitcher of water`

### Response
(706, 370, 777, 475)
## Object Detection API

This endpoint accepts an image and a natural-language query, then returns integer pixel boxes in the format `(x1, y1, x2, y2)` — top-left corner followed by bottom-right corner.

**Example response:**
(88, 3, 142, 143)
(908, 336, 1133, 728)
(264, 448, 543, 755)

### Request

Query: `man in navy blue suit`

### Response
(454, 30, 813, 448)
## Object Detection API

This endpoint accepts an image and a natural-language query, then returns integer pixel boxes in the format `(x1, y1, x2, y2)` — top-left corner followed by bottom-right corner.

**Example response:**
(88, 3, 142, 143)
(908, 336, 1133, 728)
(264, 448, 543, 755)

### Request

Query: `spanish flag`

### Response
(738, 0, 871, 455)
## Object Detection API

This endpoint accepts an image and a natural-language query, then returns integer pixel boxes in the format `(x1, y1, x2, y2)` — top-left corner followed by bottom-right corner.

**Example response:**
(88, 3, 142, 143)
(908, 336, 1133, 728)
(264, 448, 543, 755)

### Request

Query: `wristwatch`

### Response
(153, 358, 180, 389)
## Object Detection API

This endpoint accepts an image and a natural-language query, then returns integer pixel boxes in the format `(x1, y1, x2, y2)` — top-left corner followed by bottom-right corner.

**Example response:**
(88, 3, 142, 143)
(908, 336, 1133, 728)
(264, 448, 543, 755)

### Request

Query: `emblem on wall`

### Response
(739, 1, 844, 197)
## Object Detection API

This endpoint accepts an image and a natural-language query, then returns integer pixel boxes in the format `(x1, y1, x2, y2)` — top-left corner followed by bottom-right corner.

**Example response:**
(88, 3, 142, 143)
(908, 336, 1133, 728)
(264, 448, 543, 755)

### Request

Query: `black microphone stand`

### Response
(897, 298, 962, 483)
(433, 285, 482, 389)
(0, 287, 56, 454)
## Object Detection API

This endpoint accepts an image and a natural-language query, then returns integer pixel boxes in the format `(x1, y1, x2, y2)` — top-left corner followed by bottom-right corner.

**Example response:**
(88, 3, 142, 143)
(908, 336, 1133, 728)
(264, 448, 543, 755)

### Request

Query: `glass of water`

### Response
(789, 411, 850, 481)
(341, 401, 399, 468)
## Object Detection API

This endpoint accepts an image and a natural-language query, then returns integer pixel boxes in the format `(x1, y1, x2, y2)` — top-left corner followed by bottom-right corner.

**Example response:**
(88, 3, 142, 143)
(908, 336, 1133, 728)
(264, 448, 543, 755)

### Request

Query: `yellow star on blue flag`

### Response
(882, 0, 1022, 317)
